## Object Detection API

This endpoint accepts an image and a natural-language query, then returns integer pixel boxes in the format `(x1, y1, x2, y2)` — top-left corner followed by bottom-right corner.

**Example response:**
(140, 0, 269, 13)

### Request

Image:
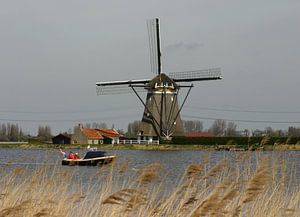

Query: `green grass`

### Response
(1, 142, 300, 151)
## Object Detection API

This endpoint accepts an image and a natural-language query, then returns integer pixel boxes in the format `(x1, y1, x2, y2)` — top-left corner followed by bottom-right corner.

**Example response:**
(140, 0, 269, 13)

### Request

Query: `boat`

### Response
(62, 150, 116, 166)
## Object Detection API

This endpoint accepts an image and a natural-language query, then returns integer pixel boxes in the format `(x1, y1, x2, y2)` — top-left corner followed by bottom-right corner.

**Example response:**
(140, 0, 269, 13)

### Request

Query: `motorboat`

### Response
(62, 150, 116, 166)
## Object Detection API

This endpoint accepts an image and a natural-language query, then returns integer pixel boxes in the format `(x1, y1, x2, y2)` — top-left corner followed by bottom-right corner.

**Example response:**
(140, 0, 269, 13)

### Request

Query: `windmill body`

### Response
(96, 18, 222, 140)
(139, 73, 184, 140)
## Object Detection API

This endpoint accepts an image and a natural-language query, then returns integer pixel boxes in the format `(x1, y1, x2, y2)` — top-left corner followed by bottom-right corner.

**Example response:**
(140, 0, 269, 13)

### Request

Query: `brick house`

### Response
(97, 128, 121, 144)
(72, 124, 104, 145)
(71, 124, 122, 145)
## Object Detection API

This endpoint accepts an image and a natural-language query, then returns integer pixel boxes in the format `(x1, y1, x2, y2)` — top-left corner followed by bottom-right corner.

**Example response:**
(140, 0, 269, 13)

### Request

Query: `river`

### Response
(0, 148, 299, 185)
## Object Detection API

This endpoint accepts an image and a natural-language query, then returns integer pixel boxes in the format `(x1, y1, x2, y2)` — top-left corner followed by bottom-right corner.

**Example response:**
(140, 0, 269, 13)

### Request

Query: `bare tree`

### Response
(0, 124, 8, 141)
(9, 124, 19, 141)
(288, 127, 300, 137)
(0, 123, 27, 141)
(126, 120, 141, 137)
(225, 122, 237, 136)
(209, 119, 226, 136)
(183, 120, 203, 132)
(38, 125, 52, 142)
(91, 122, 108, 129)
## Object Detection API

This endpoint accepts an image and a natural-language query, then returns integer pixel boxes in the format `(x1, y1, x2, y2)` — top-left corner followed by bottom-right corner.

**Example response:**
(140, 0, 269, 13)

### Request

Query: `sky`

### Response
(0, 0, 300, 135)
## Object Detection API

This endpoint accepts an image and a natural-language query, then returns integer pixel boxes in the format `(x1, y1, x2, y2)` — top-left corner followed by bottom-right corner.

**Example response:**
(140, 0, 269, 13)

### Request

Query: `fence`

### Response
(119, 139, 159, 145)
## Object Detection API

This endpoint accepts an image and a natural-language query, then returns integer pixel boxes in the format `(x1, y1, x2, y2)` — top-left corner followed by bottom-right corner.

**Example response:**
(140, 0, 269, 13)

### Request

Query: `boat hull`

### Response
(62, 155, 116, 166)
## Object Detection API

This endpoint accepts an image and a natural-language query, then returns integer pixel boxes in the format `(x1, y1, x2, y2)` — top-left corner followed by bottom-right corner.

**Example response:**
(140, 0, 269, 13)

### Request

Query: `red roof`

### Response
(96, 129, 121, 139)
(185, 132, 215, 137)
(81, 128, 103, 139)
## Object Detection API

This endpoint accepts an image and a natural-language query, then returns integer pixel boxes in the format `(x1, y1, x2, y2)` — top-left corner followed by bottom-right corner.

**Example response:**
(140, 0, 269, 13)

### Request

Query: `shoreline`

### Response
(0, 143, 300, 151)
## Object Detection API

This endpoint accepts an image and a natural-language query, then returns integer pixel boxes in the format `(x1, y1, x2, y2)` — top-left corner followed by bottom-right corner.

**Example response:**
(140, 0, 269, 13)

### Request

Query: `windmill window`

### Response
(171, 97, 173, 101)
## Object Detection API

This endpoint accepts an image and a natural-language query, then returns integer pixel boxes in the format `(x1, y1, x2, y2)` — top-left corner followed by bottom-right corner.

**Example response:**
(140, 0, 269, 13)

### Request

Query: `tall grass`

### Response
(0, 152, 299, 217)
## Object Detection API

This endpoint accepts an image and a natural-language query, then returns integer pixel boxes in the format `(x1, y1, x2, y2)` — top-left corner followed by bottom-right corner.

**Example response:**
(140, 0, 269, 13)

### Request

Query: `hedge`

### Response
(171, 136, 300, 146)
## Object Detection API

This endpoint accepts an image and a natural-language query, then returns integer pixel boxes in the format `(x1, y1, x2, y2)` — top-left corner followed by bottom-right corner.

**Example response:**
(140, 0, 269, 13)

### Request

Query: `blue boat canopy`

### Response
(84, 151, 106, 159)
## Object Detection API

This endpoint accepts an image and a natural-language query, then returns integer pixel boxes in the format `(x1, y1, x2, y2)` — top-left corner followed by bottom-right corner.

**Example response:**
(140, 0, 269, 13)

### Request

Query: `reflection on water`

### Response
(0, 148, 299, 185)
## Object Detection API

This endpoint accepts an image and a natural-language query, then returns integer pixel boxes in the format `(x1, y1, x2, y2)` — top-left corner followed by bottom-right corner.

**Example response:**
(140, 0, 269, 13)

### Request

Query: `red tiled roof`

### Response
(81, 128, 103, 139)
(96, 129, 121, 139)
(185, 132, 215, 137)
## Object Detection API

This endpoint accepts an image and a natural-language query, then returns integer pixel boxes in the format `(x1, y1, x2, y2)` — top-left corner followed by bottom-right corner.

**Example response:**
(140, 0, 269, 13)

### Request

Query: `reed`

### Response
(0, 152, 299, 217)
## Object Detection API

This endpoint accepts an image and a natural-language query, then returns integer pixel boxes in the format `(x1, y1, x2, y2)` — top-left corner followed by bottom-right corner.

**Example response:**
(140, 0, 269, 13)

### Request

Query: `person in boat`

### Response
(68, 151, 75, 160)
(74, 153, 81, 159)
(60, 149, 68, 158)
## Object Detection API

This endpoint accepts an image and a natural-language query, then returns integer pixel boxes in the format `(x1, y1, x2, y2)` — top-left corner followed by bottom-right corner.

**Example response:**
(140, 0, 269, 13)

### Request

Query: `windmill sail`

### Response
(147, 18, 161, 75)
(96, 79, 149, 95)
(169, 68, 222, 83)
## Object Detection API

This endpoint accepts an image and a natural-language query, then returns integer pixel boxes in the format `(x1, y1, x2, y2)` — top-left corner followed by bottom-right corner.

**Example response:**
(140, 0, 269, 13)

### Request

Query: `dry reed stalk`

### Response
(68, 192, 86, 203)
(102, 188, 147, 214)
(231, 205, 241, 217)
(189, 186, 222, 217)
(283, 191, 300, 217)
(188, 178, 232, 217)
(0, 199, 31, 217)
(185, 164, 203, 179)
(235, 151, 252, 163)
(176, 159, 226, 216)
(118, 159, 131, 173)
(137, 163, 162, 185)
(203, 159, 228, 180)
(242, 157, 271, 204)
(124, 190, 147, 212)
(102, 188, 139, 205)
(32, 208, 51, 217)
(179, 191, 200, 216)
(216, 182, 240, 215)
(260, 136, 270, 148)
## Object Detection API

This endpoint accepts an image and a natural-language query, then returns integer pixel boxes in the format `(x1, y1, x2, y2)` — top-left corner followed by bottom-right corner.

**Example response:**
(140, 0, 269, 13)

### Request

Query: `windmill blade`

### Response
(96, 85, 146, 95)
(96, 79, 150, 95)
(96, 79, 150, 86)
(169, 68, 222, 83)
(147, 18, 161, 75)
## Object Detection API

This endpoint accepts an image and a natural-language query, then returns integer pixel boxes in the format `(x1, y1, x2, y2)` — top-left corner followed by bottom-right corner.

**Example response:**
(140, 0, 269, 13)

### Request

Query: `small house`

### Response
(72, 124, 103, 145)
(71, 124, 122, 145)
(52, 133, 72, 144)
(96, 128, 122, 144)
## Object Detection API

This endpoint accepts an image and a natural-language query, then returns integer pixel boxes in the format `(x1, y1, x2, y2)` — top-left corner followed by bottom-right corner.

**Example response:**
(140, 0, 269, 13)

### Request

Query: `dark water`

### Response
(0, 148, 299, 185)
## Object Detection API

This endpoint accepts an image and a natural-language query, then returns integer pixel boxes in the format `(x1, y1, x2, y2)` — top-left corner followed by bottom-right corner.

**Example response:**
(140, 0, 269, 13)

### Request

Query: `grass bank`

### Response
(1, 143, 300, 151)
(0, 152, 299, 216)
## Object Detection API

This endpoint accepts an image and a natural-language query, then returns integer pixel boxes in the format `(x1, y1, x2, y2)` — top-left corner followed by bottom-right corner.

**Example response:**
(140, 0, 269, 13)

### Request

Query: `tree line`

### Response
(126, 119, 300, 137)
(1, 120, 300, 142)
(0, 123, 26, 141)
(0, 123, 53, 142)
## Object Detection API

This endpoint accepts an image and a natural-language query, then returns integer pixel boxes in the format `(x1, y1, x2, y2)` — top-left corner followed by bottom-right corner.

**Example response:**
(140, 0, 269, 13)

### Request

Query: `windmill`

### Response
(96, 18, 222, 140)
